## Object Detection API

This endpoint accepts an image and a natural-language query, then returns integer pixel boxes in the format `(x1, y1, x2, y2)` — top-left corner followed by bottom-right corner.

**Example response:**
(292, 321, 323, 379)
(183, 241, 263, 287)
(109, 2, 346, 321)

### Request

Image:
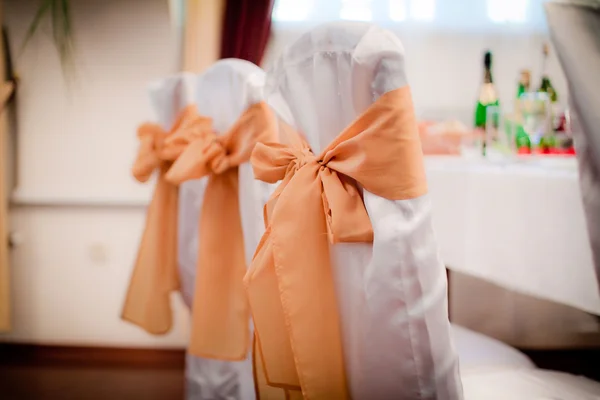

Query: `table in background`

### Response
(426, 156, 600, 316)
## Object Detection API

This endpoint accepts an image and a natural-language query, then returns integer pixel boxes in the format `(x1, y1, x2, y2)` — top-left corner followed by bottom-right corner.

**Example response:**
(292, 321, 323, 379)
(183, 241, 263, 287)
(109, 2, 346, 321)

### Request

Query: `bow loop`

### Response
(320, 169, 373, 244)
(251, 142, 302, 184)
(132, 123, 168, 183)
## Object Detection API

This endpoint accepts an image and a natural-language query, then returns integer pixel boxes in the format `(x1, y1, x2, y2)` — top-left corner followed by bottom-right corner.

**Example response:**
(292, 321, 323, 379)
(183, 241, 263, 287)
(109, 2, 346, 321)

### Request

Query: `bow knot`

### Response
(204, 135, 231, 175)
(293, 147, 317, 169)
(162, 114, 213, 161)
(164, 131, 231, 183)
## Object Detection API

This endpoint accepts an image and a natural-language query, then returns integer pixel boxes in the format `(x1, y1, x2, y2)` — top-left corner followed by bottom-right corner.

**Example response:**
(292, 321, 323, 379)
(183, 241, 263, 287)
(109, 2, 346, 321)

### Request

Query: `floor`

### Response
(1, 344, 599, 399)
(0, 344, 185, 400)
(0, 365, 184, 400)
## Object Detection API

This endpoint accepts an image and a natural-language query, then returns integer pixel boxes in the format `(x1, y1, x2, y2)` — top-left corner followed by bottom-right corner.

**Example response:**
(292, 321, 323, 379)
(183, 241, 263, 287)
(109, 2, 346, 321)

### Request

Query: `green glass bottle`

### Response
(515, 124, 532, 153)
(516, 69, 531, 99)
(538, 44, 558, 103)
(514, 70, 531, 152)
(474, 51, 499, 155)
(537, 43, 559, 152)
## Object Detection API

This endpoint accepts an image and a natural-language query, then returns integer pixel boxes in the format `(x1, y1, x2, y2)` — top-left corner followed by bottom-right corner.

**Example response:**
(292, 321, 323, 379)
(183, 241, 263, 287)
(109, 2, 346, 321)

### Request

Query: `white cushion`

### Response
(462, 368, 600, 399)
(452, 324, 535, 370)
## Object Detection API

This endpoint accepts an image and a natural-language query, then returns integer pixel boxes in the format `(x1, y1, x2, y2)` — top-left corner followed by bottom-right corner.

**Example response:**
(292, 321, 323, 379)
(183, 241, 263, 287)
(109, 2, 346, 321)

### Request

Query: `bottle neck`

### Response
(479, 68, 497, 104)
(484, 68, 493, 84)
(541, 54, 548, 78)
(540, 77, 551, 88)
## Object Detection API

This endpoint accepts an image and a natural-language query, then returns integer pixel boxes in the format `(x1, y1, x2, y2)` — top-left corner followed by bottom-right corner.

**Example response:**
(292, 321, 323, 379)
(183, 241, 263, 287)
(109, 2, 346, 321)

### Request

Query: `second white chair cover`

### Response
(147, 73, 196, 133)
(178, 59, 271, 400)
(265, 22, 463, 399)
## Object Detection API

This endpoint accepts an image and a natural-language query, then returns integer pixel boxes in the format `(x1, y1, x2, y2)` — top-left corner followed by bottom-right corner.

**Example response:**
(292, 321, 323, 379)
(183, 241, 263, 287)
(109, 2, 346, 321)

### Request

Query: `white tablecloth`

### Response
(427, 156, 600, 315)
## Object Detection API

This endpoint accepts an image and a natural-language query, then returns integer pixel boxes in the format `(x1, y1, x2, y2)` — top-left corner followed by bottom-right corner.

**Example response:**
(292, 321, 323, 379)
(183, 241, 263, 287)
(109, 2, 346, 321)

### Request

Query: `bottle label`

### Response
(479, 83, 498, 105)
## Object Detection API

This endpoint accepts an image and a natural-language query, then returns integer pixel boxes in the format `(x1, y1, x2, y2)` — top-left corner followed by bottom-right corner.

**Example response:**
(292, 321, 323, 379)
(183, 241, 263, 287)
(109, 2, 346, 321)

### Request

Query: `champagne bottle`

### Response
(474, 51, 499, 128)
(474, 51, 499, 155)
(515, 70, 532, 153)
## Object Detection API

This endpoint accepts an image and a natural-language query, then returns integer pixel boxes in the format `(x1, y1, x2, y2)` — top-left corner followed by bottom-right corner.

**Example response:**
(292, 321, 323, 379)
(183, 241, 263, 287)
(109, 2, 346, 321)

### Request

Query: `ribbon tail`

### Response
(189, 168, 250, 360)
(122, 169, 179, 334)
(270, 167, 349, 400)
(253, 334, 289, 400)
(247, 165, 349, 399)
(246, 229, 301, 389)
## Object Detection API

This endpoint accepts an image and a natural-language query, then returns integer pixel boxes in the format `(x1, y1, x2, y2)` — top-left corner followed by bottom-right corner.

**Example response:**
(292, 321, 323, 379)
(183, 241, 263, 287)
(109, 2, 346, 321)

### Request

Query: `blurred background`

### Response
(0, 0, 598, 398)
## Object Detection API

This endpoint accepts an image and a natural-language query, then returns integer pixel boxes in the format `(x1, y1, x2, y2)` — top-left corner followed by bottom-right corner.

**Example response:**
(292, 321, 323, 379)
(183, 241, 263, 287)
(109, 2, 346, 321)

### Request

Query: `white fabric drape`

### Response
(177, 59, 272, 400)
(265, 21, 463, 399)
(147, 74, 196, 131)
(546, 0, 600, 297)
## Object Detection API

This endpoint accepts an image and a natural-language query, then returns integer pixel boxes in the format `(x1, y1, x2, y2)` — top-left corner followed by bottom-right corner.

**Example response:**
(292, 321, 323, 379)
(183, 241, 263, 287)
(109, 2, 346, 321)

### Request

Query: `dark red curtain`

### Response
(220, 0, 275, 65)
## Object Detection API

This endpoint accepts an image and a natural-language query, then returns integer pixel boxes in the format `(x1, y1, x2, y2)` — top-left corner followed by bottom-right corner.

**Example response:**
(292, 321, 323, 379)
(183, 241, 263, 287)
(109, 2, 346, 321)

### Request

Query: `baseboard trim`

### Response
(0, 343, 186, 369)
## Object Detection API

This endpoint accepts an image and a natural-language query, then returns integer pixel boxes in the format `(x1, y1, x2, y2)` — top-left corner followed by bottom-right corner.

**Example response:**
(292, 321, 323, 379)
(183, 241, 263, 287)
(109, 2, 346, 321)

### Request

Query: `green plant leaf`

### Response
(22, 0, 75, 77)
(21, 0, 53, 51)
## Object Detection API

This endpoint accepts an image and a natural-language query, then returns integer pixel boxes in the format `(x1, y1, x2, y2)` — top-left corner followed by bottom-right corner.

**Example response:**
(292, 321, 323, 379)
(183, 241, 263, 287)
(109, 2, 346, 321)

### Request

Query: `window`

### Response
(388, 0, 435, 22)
(389, 0, 407, 21)
(341, 0, 374, 21)
(272, 0, 548, 32)
(488, 0, 528, 23)
(410, 0, 435, 21)
(272, 0, 315, 22)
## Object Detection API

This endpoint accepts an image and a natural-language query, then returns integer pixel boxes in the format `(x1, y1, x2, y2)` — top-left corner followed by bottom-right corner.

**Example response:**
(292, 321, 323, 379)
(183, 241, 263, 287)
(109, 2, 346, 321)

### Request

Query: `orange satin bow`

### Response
(122, 104, 212, 334)
(166, 101, 277, 359)
(246, 87, 428, 399)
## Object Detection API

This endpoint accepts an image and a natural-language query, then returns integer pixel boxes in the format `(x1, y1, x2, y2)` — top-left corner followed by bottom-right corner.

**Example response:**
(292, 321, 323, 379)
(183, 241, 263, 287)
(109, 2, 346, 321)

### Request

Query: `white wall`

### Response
(9, 0, 179, 203)
(6, 207, 190, 347)
(1, 0, 190, 348)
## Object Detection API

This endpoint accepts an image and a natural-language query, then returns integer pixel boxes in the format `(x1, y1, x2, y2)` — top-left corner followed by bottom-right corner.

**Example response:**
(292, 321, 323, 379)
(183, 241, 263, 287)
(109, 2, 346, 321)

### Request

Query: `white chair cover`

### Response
(178, 59, 271, 400)
(546, 0, 600, 295)
(462, 369, 600, 399)
(147, 73, 196, 132)
(265, 21, 463, 399)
